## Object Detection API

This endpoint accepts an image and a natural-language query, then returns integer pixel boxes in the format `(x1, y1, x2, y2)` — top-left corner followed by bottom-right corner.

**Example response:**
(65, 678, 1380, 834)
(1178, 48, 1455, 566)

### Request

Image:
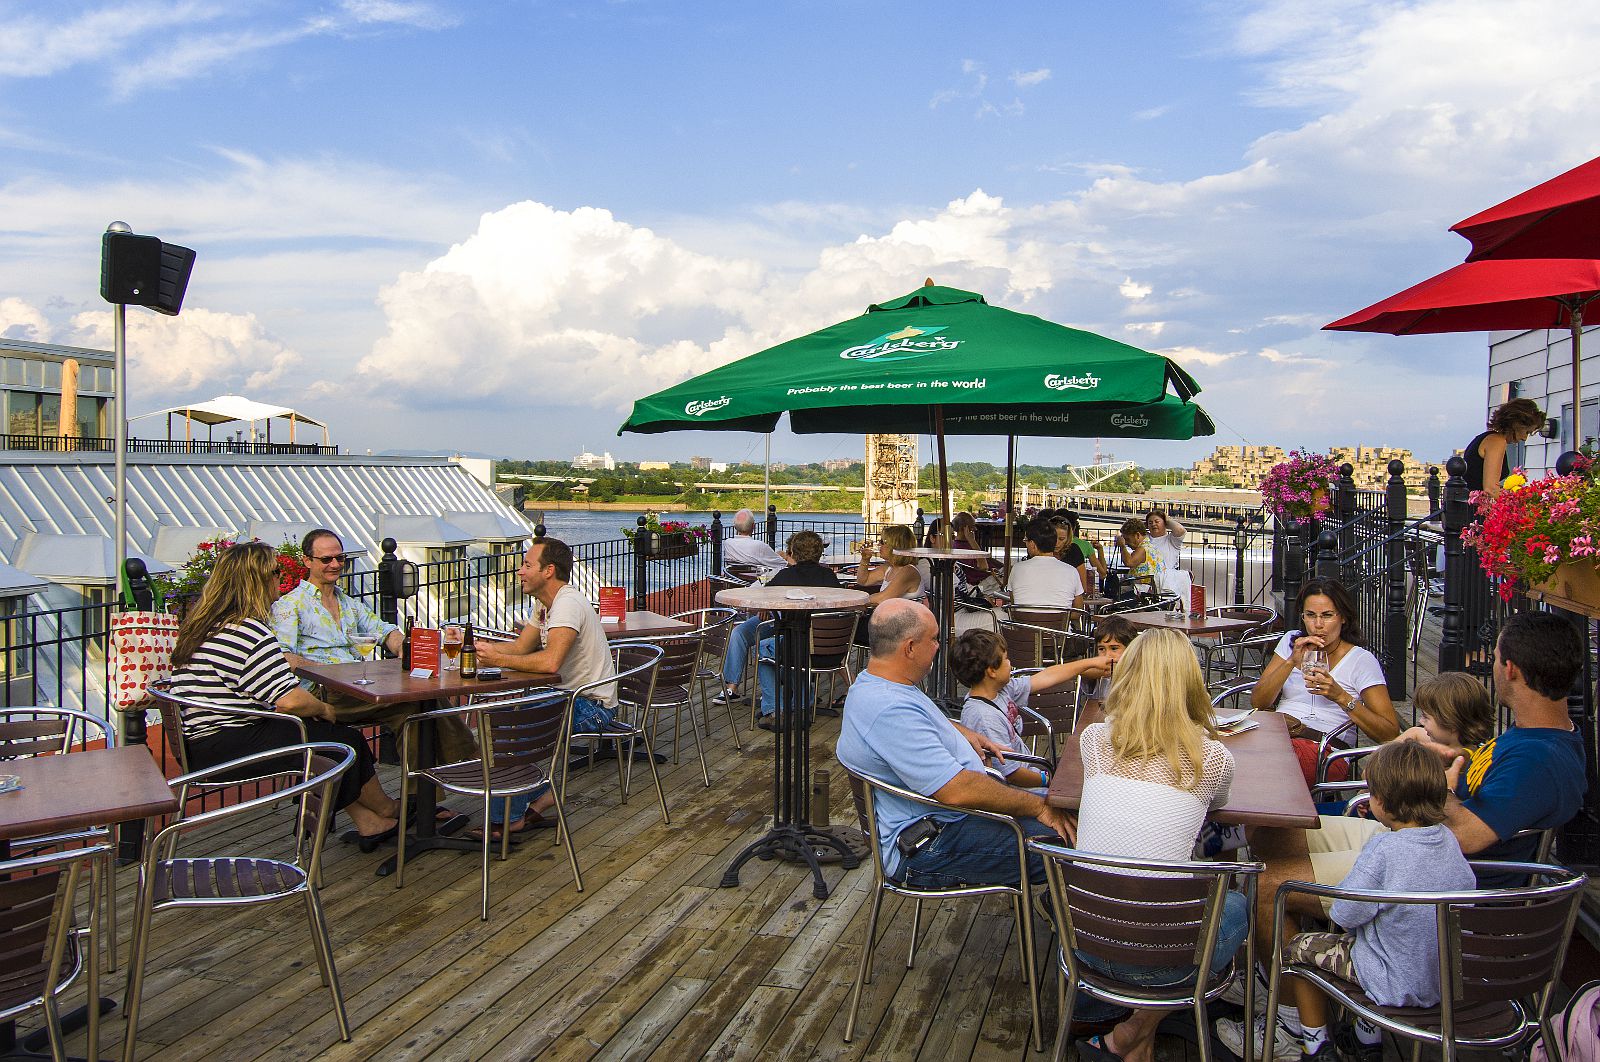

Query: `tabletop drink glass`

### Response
(441, 625, 463, 670)
(1302, 646, 1329, 688)
(351, 633, 379, 685)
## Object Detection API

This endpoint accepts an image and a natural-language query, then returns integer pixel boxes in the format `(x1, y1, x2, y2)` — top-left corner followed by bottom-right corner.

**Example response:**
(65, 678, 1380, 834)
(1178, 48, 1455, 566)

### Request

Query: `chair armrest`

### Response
(1310, 779, 1369, 800)
(203, 703, 310, 742)
(1000, 748, 1053, 769)
(848, 769, 1035, 833)
(159, 742, 356, 835)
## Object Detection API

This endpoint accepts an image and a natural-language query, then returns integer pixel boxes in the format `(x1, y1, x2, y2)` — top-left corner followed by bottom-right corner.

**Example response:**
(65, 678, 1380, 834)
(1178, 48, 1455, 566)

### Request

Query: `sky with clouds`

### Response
(2, 0, 1598, 469)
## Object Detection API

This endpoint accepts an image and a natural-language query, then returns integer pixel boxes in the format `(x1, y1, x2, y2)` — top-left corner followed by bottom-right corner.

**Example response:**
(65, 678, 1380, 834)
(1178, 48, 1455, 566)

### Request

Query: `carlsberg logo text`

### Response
(1110, 414, 1150, 429)
(1044, 373, 1100, 391)
(685, 397, 731, 417)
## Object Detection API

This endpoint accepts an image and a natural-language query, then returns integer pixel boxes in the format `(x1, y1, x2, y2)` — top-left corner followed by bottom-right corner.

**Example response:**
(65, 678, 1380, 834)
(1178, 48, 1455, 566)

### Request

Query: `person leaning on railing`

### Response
(168, 541, 402, 842)
(1462, 397, 1545, 499)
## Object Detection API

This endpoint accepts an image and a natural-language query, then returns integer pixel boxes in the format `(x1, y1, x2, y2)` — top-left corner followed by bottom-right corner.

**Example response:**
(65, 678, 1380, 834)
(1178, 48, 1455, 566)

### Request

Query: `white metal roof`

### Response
(12, 532, 172, 586)
(0, 560, 47, 597)
(150, 522, 238, 566)
(0, 453, 534, 575)
(441, 509, 533, 543)
(377, 514, 475, 547)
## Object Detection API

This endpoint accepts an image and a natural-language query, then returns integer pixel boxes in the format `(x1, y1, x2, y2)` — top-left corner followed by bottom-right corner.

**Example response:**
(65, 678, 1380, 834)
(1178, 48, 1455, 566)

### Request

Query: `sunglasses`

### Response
(311, 553, 354, 565)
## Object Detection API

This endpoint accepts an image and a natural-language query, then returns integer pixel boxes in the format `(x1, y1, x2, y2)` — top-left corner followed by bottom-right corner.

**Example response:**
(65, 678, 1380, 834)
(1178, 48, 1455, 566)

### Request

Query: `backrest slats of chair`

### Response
(1018, 684, 1076, 737)
(1057, 861, 1217, 969)
(610, 644, 665, 724)
(0, 870, 61, 1011)
(847, 773, 872, 835)
(485, 694, 568, 769)
(998, 619, 1046, 671)
(1452, 891, 1580, 1002)
(0, 717, 68, 759)
(648, 636, 703, 696)
(809, 611, 858, 667)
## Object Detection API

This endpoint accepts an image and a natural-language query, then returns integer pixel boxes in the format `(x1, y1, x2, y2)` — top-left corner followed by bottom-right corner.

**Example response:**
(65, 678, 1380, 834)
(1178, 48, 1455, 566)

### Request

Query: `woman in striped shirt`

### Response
(169, 541, 400, 841)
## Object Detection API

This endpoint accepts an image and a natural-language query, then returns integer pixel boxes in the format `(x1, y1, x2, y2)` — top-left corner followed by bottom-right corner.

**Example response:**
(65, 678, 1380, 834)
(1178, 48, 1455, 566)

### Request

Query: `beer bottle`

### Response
(400, 619, 414, 671)
(460, 622, 478, 678)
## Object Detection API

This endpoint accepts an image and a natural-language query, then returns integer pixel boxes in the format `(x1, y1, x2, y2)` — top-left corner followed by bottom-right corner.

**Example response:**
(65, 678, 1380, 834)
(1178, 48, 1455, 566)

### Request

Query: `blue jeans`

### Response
(492, 694, 614, 824)
(756, 634, 818, 718)
(722, 616, 770, 686)
(1070, 888, 1250, 1022)
(895, 812, 1063, 888)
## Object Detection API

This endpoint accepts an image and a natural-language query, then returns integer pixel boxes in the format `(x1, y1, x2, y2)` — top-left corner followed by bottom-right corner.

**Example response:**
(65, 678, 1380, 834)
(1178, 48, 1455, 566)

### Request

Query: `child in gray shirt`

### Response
(1284, 739, 1475, 1048)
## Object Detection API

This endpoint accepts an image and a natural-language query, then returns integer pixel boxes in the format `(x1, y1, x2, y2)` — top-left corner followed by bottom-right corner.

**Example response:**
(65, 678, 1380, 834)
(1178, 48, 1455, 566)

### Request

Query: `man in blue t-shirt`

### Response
(836, 599, 1075, 888)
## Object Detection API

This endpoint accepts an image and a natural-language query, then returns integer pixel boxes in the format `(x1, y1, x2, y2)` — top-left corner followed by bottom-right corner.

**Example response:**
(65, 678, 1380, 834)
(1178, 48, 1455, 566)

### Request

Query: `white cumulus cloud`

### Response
(66, 307, 302, 396)
(0, 297, 52, 341)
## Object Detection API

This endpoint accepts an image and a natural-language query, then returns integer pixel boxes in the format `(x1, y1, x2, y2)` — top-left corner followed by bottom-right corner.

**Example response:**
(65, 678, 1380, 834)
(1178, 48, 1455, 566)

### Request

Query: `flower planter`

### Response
(640, 534, 699, 561)
(1530, 561, 1600, 618)
(166, 591, 202, 624)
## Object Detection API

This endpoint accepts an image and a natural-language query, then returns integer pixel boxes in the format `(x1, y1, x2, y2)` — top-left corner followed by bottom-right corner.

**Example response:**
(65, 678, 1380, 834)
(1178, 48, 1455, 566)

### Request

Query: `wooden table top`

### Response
(715, 586, 870, 612)
(603, 610, 695, 640)
(1120, 612, 1261, 638)
(295, 659, 562, 706)
(1046, 711, 1319, 829)
(1, 745, 177, 841)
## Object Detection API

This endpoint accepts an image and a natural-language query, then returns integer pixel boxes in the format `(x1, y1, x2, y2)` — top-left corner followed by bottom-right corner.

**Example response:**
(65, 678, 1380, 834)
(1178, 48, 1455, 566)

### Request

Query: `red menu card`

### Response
(1189, 583, 1206, 618)
(598, 586, 627, 624)
(411, 627, 441, 673)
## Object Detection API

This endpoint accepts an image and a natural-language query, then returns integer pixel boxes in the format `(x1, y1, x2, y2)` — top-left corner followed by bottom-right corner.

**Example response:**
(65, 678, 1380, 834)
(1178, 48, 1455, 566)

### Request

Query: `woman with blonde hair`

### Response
(169, 541, 402, 842)
(856, 523, 929, 603)
(1071, 629, 1246, 1062)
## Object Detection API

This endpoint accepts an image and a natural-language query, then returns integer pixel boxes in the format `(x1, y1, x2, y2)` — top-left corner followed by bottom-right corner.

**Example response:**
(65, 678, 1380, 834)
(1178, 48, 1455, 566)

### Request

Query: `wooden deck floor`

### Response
(31, 613, 1567, 1061)
(45, 703, 1118, 1062)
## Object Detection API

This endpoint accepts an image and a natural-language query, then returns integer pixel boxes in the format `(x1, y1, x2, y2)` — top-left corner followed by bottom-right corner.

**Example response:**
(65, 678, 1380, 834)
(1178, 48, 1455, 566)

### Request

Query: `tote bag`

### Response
(109, 610, 180, 713)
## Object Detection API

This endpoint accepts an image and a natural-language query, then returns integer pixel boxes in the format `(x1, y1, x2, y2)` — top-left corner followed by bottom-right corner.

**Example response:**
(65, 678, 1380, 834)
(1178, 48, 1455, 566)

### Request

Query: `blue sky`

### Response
(3, 0, 1599, 470)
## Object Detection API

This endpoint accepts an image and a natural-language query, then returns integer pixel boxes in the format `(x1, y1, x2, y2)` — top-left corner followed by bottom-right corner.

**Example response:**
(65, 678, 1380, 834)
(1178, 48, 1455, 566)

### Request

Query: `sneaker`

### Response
(711, 689, 744, 705)
(1220, 964, 1275, 1011)
(1330, 1022, 1381, 1062)
(1215, 1015, 1305, 1062)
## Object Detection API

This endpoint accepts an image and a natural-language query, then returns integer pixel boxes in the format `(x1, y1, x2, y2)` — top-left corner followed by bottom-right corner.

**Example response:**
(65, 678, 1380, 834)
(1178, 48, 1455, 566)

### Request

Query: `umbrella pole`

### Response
(935, 405, 951, 534)
(1572, 305, 1586, 447)
(1004, 435, 1016, 584)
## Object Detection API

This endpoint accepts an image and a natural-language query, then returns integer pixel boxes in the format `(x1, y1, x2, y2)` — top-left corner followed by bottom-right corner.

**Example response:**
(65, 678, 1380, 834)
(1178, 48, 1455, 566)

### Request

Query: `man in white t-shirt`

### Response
(722, 509, 786, 569)
(477, 537, 617, 838)
(1002, 519, 1084, 610)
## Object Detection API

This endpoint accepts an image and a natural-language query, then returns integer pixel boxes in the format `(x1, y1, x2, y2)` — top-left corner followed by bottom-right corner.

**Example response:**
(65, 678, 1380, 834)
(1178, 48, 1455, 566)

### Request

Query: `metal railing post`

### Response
(1439, 456, 1471, 674)
(634, 515, 652, 611)
(1313, 527, 1340, 581)
(1233, 516, 1248, 605)
(376, 537, 400, 626)
(710, 510, 723, 575)
(1335, 462, 1357, 587)
(1282, 519, 1309, 612)
(1426, 465, 1440, 514)
(1384, 458, 1409, 699)
(765, 504, 777, 548)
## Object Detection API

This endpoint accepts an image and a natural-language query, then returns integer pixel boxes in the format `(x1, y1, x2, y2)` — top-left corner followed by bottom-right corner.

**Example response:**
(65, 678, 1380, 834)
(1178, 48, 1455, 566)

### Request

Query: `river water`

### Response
(525, 509, 864, 545)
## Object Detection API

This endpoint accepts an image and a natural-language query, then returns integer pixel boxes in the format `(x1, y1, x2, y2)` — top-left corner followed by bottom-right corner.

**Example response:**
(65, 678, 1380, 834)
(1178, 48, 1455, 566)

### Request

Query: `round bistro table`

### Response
(714, 584, 869, 899)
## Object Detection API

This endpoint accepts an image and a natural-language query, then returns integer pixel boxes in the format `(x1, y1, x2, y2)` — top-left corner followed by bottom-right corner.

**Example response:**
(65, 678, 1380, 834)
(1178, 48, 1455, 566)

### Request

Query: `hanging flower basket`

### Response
(1529, 560, 1600, 616)
(1259, 450, 1339, 521)
(641, 533, 700, 560)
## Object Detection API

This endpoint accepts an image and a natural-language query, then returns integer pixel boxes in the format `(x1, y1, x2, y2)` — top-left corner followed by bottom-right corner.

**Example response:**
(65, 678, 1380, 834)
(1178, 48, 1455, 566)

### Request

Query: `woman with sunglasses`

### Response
(272, 528, 477, 763)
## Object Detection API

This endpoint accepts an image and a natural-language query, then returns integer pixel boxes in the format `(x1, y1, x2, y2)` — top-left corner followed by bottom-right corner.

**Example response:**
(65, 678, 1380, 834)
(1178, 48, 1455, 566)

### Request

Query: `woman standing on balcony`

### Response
(169, 541, 401, 842)
(1463, 398, 1545, 498)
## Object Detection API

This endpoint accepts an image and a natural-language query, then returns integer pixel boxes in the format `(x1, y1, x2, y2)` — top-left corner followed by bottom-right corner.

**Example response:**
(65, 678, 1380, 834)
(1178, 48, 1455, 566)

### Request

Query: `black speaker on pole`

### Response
(100, 231, 196, 314)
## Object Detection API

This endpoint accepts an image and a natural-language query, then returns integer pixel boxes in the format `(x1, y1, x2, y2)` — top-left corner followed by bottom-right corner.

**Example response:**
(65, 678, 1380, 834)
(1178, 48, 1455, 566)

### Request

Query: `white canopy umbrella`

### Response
(130, 394, 330, 445)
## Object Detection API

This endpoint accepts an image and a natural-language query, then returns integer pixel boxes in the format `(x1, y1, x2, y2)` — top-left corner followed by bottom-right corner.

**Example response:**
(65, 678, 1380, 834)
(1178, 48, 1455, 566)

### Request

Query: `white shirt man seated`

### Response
(722, 508, 786, 569)
(1002, 518, 1084, 610)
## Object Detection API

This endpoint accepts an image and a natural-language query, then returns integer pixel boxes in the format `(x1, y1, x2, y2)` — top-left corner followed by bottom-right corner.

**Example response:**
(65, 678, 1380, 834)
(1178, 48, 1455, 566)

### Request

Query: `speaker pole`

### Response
(108, 220, 131, 747)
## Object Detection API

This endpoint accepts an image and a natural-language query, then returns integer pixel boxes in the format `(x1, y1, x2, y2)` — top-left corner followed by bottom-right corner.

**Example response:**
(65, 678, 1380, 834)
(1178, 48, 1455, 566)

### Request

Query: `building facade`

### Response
(1485, 325, 1594, 477)
(1186, 443, 1435, 492)
(1, 339, 116, 441)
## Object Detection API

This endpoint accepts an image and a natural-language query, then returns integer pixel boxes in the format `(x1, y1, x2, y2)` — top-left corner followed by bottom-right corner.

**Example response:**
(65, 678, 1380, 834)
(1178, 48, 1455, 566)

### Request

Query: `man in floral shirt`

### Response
(273, 528, 476, 764)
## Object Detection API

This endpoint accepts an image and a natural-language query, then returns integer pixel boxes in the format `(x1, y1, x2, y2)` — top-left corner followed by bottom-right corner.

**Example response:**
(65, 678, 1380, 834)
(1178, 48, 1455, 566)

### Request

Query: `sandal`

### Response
(467, 808, 557, 842)
(1076, 1033, 1127, 1062)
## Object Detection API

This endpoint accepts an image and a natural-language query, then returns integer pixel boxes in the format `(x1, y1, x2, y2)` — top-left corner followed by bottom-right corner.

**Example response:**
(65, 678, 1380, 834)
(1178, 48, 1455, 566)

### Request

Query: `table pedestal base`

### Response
(374, 812, 470, 877)
(767, 824, 869, 867)
(721, 823, 861, 899)
(6, 997, 116, 1060)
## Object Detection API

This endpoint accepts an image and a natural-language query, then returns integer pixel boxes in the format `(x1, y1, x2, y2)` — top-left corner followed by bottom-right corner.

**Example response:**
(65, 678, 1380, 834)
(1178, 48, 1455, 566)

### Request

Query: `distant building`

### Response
(689, 456, 712, 470)
(821, 458, 858, 472)
(572, 449, 615, 471)
(1, 338, 116, 440)
(637, 460, 671, 471)
(1186, 444, 1436, 492)
(707, 461, 728, 474)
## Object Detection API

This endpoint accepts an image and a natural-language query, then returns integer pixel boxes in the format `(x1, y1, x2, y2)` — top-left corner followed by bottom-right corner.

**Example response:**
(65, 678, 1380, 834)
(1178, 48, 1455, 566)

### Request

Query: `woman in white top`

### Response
(1143, 508, 1193, 602)
(856, 523, 926, 603)
(1251, 578, 1400, 783)
(1074, 628, 1245, 1062)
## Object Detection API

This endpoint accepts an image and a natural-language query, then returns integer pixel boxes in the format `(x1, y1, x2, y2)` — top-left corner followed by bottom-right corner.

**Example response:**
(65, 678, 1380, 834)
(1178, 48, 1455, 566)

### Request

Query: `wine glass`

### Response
(441, 625, 463, 671)
(350, 633, 378, 686)
(1303, 646, 1329, 692)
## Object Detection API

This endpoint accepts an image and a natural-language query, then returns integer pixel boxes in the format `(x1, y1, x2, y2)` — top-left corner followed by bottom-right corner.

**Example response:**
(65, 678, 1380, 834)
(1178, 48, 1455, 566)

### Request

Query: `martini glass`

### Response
(351, 634, 379, 685)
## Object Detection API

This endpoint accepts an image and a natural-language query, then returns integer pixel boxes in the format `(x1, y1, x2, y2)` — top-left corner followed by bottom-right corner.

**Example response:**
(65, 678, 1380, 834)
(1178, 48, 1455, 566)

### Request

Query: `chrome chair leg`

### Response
(480, 792, 494, 921)
(689, 700, 711, 787)
(643, 728, 671, 825)
(87, 858, 101, 1062)
(844, 888, 886, 1043)
(304, 887, 351, 1041)
(907, 898, 924, 968)
(552, 791, 583, 892)
(394, 759, 411, 889)
(120, 884, 157, 1062)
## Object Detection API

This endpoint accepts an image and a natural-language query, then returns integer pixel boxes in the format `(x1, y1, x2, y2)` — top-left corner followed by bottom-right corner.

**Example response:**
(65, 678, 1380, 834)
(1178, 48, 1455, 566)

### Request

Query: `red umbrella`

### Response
(1452, 156, 1600, 261)
(1325, 257, 1600, 413)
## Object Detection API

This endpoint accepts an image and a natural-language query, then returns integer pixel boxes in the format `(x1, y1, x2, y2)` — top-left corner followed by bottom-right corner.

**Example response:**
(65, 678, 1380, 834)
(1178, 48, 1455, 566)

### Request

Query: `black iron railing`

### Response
(0, 433, 338, 455)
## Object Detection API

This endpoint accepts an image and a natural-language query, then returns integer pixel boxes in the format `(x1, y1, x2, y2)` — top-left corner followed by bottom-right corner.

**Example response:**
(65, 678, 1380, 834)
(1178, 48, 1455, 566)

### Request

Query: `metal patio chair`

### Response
(751, 608, 860, 727)
(627, 632, 710, 785)
(842, 767, 1047, 1052)
(122, 743, 355, 1062)
(0, 706, 123, 972)
(562, 642, 670, 822)
(1262, 862, 1586, 1062)
(1029, 841, 1263, 1062)
(0, 844, 111, 1062)
(670, 606, 741, 750)
(396, 687, 579, 916)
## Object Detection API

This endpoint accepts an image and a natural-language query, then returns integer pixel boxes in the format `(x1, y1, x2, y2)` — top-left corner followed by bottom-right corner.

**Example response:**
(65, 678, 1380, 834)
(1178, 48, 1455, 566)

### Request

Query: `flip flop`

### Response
(1075, 1034, 1127, 1062)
